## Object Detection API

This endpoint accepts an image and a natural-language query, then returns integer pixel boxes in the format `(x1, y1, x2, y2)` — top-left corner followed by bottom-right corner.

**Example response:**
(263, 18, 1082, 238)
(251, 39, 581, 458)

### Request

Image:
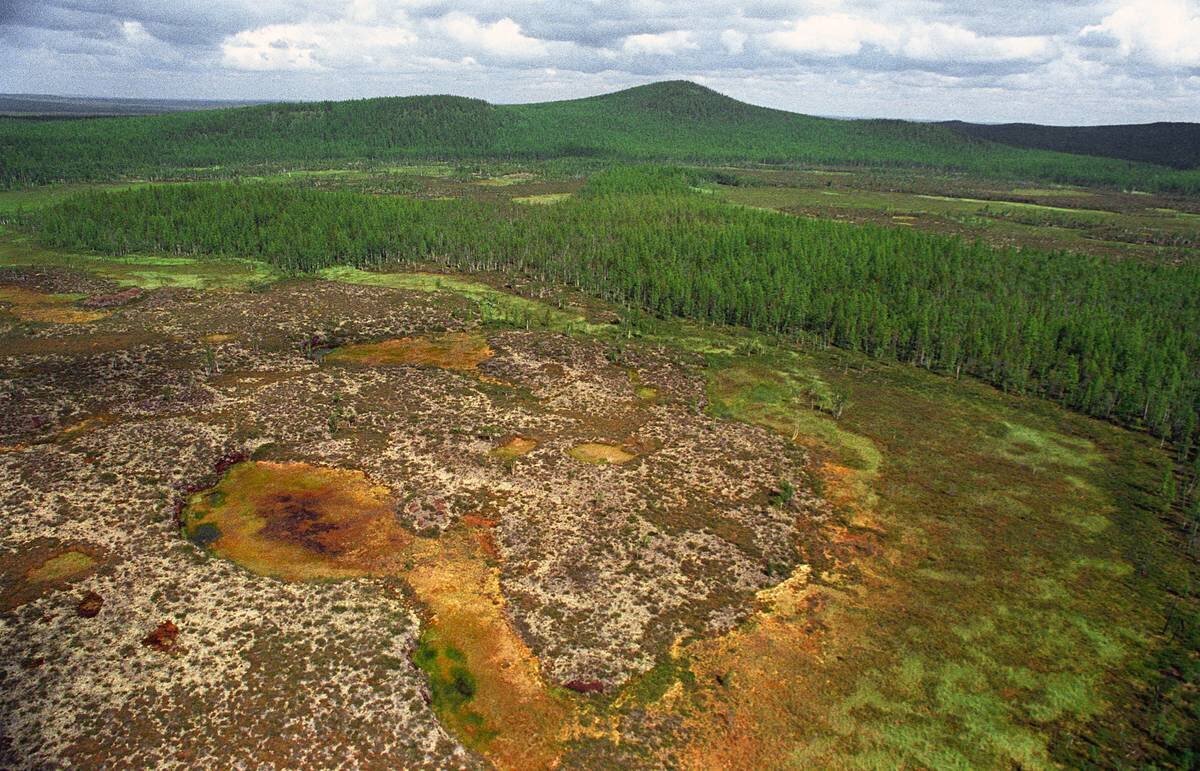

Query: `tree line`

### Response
(25, 170, 1200, 458)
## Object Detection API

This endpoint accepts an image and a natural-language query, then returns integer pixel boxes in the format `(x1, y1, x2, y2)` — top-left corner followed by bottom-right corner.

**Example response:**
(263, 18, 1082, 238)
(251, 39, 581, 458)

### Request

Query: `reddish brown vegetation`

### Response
(564, 679, 605, 694)
(80, 287, 143, 309)
(141, 621, 180, 653)
(76, 591, 103, 618)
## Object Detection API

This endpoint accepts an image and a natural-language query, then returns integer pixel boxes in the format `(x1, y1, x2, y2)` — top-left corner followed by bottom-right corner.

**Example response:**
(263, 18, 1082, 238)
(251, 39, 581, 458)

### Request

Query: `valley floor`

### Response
(0, 213, 1195, 766)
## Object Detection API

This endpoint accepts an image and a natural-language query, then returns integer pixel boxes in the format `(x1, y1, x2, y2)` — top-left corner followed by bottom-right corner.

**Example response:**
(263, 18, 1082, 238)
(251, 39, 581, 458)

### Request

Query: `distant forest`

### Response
(0, 94, 262, 118)
(26, 168, 1200, 453)
(4, 82, 1200, 193)
(946, 121, 1200, 171)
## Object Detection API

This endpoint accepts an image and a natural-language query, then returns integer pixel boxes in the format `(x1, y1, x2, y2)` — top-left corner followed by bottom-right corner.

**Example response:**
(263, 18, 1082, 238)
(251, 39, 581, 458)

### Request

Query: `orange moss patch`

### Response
(669, 452, 874, 768)
(182, 461, 572, 767)
(57, 415, 115, 443)
(661, 380, 882, 767)
(182, 461, 414, 581)
(490, 436, 537, 460)
(676, 572, 852, 769)
(0, 286, 108, 324)
(324, 332, 493, 372)
(408, 525, 571, 769)
(567, 443, 636, 465)
(1, 540, 104, 612)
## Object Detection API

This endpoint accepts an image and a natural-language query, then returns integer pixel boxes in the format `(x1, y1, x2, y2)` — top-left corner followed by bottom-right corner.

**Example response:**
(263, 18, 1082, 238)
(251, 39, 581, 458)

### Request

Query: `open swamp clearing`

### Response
(0, 223, 1194, 767)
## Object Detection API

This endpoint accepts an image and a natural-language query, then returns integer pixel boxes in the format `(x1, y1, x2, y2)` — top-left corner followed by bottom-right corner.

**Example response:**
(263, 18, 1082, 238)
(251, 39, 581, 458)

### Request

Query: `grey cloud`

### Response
(1077, 28, 1120, 49)
(1, 0, 1197, 123)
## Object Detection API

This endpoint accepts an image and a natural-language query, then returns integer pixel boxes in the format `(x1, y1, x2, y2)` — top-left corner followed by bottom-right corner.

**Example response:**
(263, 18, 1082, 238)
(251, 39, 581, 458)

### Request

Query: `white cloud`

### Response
(1080, 0, 1200, 67)
(720, 28, 748, 55)
(221, 21, 416, 71)
(121, 20, 153, 44)
(434, 12, 548, 58)
(764, 14, 1053, 63)
(622, 30, 698, 56)
(765, 14, 896, 57)
(220, 12, 551, 72)
(900, 22, 1052, 63)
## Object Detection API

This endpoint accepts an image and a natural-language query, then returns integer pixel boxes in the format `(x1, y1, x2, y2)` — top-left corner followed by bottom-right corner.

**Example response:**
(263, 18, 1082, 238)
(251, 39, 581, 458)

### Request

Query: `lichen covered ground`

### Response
(0, 239, 1192, 768)
(0, 263, 830, 767)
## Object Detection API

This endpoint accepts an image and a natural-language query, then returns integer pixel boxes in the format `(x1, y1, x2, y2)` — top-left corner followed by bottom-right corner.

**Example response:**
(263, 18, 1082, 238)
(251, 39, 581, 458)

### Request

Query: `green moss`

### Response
(622, 656, 697, 706)
(706, 353, 881, 476)
(1028, 672, 1101, 723)
(513, 193, 572, 205)
(996, 421, 1102, 470)
(411, 629, 492, 741)
(693, 336, 1192, 767)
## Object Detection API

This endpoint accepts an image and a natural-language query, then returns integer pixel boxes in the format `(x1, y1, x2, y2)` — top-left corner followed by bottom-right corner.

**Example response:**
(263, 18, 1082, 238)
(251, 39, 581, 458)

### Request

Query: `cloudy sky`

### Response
(2, 0, 1199, 124)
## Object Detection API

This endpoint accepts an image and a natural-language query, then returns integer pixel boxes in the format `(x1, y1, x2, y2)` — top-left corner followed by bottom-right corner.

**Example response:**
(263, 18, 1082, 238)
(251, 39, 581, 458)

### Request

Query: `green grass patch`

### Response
(0, 231, 280, 290)
(412, 629, 494, 741)
(513, 193, 572, 205)
(1010, 188, 1095, 198)
(915, 194, 1110, 217)
(319, 265, 600, 333)
(996, 420, 1103, 470)
(622, 656, 697, 706)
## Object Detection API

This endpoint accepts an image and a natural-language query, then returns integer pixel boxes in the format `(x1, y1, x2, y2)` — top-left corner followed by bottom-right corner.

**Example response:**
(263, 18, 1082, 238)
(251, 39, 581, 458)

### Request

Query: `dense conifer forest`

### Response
(27, 168, 1200, 451)
(946, 120, 1200, 171)
(4, 82, 1200, 193)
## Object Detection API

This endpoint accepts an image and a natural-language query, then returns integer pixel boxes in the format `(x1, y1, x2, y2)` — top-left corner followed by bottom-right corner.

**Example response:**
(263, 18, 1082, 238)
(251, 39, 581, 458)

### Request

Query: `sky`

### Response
(2, 0, 1199, 124)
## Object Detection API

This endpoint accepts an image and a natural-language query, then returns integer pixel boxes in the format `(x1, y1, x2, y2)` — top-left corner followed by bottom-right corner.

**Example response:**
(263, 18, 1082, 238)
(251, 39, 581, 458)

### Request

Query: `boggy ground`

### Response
(1, 246, 1194, 769)
(0, 263, 829, 768)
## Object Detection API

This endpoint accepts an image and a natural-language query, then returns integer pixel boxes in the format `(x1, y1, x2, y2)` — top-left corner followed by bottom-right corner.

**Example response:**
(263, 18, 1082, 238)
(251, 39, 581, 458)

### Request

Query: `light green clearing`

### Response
(384, 164, 455, 177)
(998, 420, 1103, 470)
(1152, 207, 1200, 220)
(1010, 188, 1095, 198)
(801, 169, 854, 176)
(475, 173, 537, 187)
(513, 193, 573, 205)
(916, 194, 1110, 217)
(0, 234, 280, 290)
(318, 265, 604, 333)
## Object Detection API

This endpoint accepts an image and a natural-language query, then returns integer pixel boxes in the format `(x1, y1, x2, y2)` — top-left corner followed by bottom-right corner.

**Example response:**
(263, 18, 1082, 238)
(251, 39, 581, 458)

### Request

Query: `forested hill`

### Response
(3, 80, 1200, 193)
(944, 120, 1200, 171)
